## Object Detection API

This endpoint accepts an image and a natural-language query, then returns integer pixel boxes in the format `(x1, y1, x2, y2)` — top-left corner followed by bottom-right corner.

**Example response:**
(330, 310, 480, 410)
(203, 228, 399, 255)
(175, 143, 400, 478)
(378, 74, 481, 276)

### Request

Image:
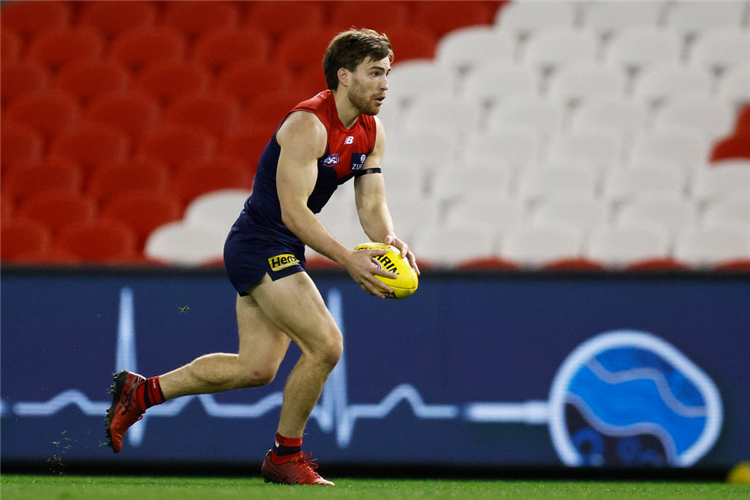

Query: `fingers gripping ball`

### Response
(355, 242, 418, 299)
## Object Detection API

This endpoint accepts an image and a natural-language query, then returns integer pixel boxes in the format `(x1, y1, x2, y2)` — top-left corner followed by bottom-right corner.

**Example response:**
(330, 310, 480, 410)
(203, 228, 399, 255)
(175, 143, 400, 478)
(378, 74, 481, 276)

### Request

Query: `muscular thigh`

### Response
(248, 272, 341, 356)
(236, 293, 291, 372)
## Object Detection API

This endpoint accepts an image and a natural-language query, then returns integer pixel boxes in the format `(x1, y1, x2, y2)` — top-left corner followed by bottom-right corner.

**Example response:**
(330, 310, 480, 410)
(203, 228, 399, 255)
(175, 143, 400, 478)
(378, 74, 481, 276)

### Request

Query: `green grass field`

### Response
(2, 475, 748, 500)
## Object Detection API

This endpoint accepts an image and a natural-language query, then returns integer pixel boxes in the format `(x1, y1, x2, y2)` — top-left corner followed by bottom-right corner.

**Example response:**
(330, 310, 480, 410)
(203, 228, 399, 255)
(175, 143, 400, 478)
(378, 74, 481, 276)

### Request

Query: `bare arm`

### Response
(354, 117, 420, 274)
(276, 111, 397, 297)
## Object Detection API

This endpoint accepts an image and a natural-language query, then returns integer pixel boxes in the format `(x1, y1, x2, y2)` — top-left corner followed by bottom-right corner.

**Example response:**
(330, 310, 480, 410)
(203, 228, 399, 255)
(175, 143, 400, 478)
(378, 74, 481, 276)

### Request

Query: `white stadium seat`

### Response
(461, 63, 541, 105)
(606, 27, 682, 73)
(630, 129, 710, 173)
(385, 129, 458, 171)
(524, 28, 599, 72)
(654, 94, 735, 141)
(462, 130, 541, 169)
(667, 1, 745, 39)
(495, 1, 577, 37)
(532, 197, 609, 234)
(572, 95, 648, 137)
(145, 222, 227, 266)
(436, 26, 515, 72)
(693, 164, 750, 202)
(547, 131, 622, 169)
(413, 223, 498, 266)
(674, 225, 750, 267)
(583, 1, 664, 38)
(501, 225, 583, 267)
(184, 189, 251, 232)
(446, 197, 526, 235)
(386, 60, 457, 106)
(633, 63, 713, 105)
(720, 61, 750, 107)
(431, 166, 514, 203)
(603, 166, 685, 203)
(381, 167, 428, 203)
(487, 96, 564, 136)
(703, 199, 750, 229)
(547, 61, 627, 105)
(691, 30, 750, 73)
(386, 198, 442, 240)
(586, 225, 670, 267)
(403, 97, 482, 135)
(518, 166, 598, 202)
(617, 197, 697, 237)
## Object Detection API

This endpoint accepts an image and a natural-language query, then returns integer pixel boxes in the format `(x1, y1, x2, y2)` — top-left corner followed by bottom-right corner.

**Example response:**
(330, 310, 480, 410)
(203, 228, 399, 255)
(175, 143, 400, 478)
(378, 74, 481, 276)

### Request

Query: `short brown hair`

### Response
(323, 28, 393, 90)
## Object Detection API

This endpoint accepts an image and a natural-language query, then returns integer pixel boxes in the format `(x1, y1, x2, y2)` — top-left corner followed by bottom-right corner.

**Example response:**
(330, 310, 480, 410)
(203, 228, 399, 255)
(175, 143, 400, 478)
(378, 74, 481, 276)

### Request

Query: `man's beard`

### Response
(348, 79, 380, 116)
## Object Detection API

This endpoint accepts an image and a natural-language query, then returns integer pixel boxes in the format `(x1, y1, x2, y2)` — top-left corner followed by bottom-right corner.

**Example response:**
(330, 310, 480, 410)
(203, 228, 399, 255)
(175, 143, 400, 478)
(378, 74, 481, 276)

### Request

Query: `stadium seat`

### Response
(586, 225, 670, 267)
(17, 190, 97, 234)
(606, 27, 682, 73)
(736, 106, 750, 135)
(85, 91, 161, 141)
(720, 62, 750, 107)
(245, 1, 324, 41)
(1, 195, 14, 222)
(184, 189, 251, 232)
(412, 223, 498, 267)
(27, 27, 103, 72)
(462, 130, 541, 169)
(0, 1, 70, 39)
(518, 166, 597, 202)
(572, 96, 647, 137)
(456, 256, 522, 271)
(51, 126, 130, 174)
(1, 61, 48, 107)
(630, 129, 711, 172)
(1, 218, 52, 262)
(194, 28, 272, 73)
(88, 158, 170, 202)
(138, 125, 216, 171)
(691, 30, 750, 74)
(165, 93, 242, 139)
(501, 226, 583, 267)
(703, 199, 750, 230)
(288, 66, 329, 103)
(447, 197, 526, 235)
(547, 62, 627, 105)
(144, 221, 228, 266)
(173, 157, 254, 203)
(713, 259, 750, 272)
(111, 27, 186, 73)
(78, 0, 157, 38)
(133, 61, 210, 104)
(5, 91, 79, 140)
(655, 95, 735, 141)
(329, 1, 409, 33)
(385, 27, 439, 63)
(603, 166, 685, 203)
(11, 247, 82, 265)
(532, 198, 609, 234)
(487, 96, 564, 137)
(412, 1, 494, 37)
(494, 2, 576, 38)
(276, 28, 340, 75)
(163, 1, 239, 40)
(524, 28, 599, 72)
(634, 64, 713, 105)
(221, 129, 272, 172)
(461, 62, 540, 105)
(54, 59, 129, 104)
(436, 26, 514, 73)
(540, 257, 607, 271)
(377, 167, 426, 204)
(1, 122, 43, 167)
(624, 258, 691, 271)
(210, 61, 286, 107)
(675, 225, 750, 267)
(385, 198, 442, 239)
(102, 189, 183, 246)
(693, 164, 750, 202)
(381, 60, 457, 107)
(617, 197, 696, 237)
(667, 1, 745, 39)
(385, 130, 458, 171)
(55, 220, 138, 263)
(242, 91, 299, 133)
(711, 135, 750, 162)
(1, 27, 22, 65)
(404, 98, 481, 135)
(3, 156, 83, 205)
(582, 1, 663, 38)
(547, 131, 622, 170)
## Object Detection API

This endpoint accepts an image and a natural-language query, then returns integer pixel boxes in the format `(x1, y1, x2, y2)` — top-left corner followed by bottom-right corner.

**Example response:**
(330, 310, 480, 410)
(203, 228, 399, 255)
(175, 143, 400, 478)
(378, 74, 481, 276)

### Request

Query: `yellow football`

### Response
(354, 242, 418, 299)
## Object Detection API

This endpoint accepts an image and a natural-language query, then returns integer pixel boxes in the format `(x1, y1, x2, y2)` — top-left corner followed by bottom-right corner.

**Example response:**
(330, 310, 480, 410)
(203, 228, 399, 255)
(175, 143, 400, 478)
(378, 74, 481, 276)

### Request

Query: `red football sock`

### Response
(270, 432, 302, 463)
(135, 376, 165, 410)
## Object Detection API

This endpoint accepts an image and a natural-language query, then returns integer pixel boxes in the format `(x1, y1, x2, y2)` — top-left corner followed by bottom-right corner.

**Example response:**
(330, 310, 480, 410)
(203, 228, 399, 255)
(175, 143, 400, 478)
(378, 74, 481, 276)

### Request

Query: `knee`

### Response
(239, 366, 278, 388)
(310, 329, 343, 369)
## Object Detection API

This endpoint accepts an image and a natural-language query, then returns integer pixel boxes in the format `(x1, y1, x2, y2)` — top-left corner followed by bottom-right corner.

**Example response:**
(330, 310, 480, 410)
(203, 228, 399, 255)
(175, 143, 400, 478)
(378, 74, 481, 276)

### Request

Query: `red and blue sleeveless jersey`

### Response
(240, 90, 377, 245)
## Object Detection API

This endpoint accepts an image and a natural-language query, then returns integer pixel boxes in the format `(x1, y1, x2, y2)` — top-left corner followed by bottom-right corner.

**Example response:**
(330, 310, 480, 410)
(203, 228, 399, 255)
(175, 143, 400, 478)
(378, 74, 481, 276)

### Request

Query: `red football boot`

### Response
(261, 450, 335, 486)
(105, 370, 146, 453)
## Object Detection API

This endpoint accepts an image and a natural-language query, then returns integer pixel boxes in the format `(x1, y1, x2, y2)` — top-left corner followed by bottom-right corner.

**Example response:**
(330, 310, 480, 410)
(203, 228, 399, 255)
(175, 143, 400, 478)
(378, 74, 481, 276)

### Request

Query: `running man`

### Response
(105, 28, 419, 486)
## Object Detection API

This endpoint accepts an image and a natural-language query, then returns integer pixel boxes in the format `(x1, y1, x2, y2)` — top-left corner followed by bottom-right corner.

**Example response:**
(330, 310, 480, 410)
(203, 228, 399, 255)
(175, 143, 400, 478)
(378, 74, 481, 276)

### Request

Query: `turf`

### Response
(1, 475, 748, 500)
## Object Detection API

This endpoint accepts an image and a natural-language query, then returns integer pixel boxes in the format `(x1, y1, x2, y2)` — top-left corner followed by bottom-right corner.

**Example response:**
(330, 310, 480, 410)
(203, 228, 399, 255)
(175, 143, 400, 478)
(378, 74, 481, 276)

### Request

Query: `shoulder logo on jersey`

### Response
(268, 254, 300, 272)
(350, 153, 367, 171)
(344, 136, 354, 145)
(322, 154, 339, 167)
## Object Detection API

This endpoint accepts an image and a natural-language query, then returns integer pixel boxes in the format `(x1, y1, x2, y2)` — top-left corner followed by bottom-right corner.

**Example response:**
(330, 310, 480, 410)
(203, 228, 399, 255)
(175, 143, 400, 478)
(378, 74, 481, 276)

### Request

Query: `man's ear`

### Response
(337, 67, 350, 89)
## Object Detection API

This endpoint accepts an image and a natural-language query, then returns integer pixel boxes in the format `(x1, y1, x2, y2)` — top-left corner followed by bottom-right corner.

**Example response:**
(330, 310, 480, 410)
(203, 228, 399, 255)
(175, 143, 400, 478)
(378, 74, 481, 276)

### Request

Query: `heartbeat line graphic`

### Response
(12, 287, 459, 449)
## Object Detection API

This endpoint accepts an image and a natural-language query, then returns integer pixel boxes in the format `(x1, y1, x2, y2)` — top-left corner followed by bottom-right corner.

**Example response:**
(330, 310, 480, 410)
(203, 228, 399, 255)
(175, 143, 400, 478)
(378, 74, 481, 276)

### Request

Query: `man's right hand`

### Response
(343, 248, 397, 298)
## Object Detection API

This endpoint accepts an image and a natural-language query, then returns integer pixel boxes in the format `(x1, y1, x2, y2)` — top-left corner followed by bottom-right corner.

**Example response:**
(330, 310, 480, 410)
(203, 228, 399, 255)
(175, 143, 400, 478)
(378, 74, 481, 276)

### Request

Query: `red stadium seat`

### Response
(0, 1, 71, 39)
(330, 2, 410, 32)
(387, 27, 439, 62)
(27, 27, 104, 72)
(215, 61, 292, 107)
(455, 256, 521, 270)
(2, 156, 83, 205)
(138, 125, 216, 171)
(50, 126, 130, 174)
(243, 91, 299, 132)
(111, 27, 186, 73)
(714, 258, 750, 271)
(55, 219, 138, 263)
(78, 1, 157, 38)
(1, 27, 23, 65)
(102, 189, 183, 247)
(5, 91, 79, 140)
(195, 28, 272, 72)
(625, 258, 692, 271)
(0, 122, 43, 167)
(245, 2, 324, 41)
(54, 59, 129, 104)
(0, 218, 52, 261)
(736, 106, 750, 135)
(710, 134, 750, 162)
(173, 157, 253, 203)
(412, 1, 495, 37)
(12, 247, 82, 265)
(276, 28, 340, 75)
(85, 91, 161, 140)
(540, 258, 607, 271)
(17, 190, 97, 234)
(1, 61, 48, 107)
(221, 129, 272, 171)
(164, 1, 240, 40)
(133, 61, 210, 104)
(165, 93, 242, 139)
(1, 195, 14, 222)
(88, 157, 170, 202)
(291, 66, 328, 103)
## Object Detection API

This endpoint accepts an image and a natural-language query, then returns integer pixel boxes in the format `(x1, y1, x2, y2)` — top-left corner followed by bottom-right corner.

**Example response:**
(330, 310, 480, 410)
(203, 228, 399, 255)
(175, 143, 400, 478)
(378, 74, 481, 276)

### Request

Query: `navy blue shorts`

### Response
(224, 226, 307, 296)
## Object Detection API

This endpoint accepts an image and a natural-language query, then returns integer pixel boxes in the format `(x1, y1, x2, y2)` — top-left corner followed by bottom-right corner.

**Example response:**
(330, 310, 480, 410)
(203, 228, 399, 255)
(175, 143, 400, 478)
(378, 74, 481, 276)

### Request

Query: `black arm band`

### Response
(354, 167, 382, 176)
